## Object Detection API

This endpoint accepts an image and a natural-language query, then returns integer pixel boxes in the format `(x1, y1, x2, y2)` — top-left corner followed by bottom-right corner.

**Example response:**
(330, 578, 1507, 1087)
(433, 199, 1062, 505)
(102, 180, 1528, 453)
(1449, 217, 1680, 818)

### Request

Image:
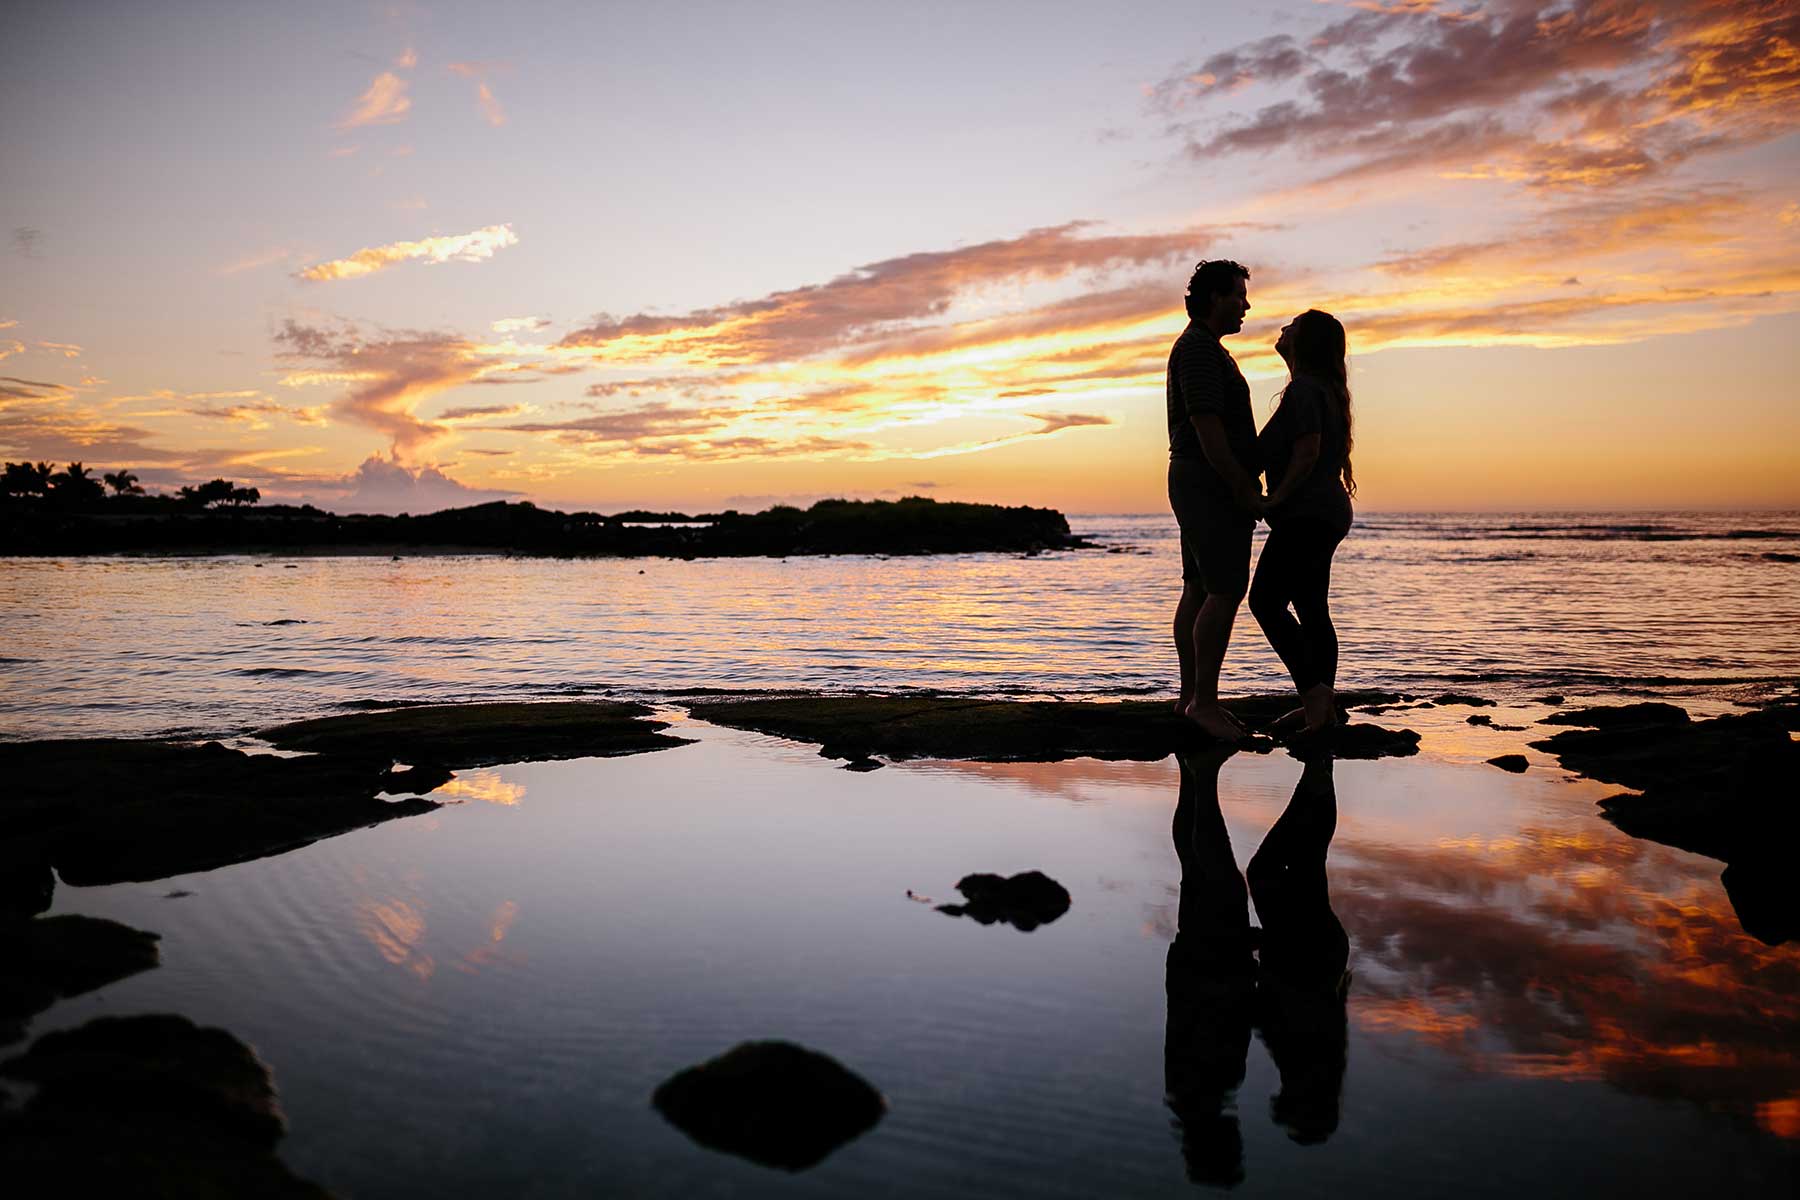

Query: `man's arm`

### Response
(1191, 413, 1265, 516)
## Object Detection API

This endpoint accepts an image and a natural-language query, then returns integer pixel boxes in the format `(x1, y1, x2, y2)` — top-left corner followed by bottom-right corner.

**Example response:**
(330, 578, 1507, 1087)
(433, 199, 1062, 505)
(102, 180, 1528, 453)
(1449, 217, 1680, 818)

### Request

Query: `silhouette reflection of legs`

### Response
(1248, 756, 1349, 1146)
(1164, 752, 1350, 1186)
(1164, 748, 1255, 1187)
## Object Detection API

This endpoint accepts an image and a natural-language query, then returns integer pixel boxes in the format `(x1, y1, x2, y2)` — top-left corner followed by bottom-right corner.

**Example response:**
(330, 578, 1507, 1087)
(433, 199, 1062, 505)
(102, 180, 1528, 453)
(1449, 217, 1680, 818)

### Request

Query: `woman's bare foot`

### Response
(1182, 700, 1243, 743)
(1173, 694, 1193, 716)
(1300, 684, 1339, 735)
(1270, 705, 1308, 735)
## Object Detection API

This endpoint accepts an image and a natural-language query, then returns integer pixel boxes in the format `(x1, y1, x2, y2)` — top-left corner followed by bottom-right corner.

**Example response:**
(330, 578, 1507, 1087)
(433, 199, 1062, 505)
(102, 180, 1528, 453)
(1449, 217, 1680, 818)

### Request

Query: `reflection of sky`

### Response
(35, 719, 1800, 1195)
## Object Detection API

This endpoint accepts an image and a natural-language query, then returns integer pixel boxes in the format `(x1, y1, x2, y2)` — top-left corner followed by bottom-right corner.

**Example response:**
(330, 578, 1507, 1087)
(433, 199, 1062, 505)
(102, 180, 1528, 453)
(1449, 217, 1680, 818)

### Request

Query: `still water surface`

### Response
(3, 511, 1797, 740)
(38, 717, 1800, 1197)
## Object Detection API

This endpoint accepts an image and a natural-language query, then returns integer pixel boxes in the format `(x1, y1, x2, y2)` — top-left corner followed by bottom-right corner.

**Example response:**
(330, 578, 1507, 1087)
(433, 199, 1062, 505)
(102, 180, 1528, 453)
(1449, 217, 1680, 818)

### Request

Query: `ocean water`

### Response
(11, 511, 1799, 1195)
(2, 511, 1797, 740)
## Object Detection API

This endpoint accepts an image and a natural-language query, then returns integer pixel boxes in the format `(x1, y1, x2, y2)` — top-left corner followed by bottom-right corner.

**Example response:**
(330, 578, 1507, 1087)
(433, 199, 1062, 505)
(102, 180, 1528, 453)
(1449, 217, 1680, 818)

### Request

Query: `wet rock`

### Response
(1762, 551, 1800, 563)
(1721, 861, 1796, 947)
(1538, 701, 1689, 728)
(1536, 695, 1566, 705)
(0, 1014, 330, 1196)
(652, 1040, 885, 1171)
(0, 738, 444, 886)
(936, 870, 1072, 931)
(1486, 755, 1529, 773)
(0, 856, 53, 921)
(1431, 692, 1495, 708)
(0, 915, 161, 1045)
(260, 699, 691, 768)
(1466, 714, 1494, 726)
(1302, 723, 1420, 761)
(841, 757, 884, 772)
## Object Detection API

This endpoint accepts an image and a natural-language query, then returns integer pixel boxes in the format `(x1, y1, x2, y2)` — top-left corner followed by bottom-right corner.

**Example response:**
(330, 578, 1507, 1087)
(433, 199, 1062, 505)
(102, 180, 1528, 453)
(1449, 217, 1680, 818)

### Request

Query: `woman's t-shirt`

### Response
(1258, 376, 1352, 532)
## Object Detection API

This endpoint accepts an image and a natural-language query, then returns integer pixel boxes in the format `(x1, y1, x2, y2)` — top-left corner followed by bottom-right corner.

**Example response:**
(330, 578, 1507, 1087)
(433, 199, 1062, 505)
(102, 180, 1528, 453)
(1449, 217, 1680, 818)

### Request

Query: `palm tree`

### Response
(1, 461, 54, 497)
(103, 468, 144, 495)
(51, 462, 105, 505)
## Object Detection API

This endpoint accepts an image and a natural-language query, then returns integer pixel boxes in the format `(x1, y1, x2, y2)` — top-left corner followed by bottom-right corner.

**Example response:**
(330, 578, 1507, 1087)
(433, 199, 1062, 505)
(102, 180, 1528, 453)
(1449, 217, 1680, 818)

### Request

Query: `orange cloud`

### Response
(337, 70, 412, 129)
(298, 224, 518, 282)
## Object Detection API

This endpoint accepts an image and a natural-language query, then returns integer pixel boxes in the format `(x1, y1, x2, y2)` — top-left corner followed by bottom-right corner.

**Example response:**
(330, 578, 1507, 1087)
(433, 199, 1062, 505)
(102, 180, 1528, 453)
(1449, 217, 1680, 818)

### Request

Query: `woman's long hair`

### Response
(1283, 309, 1355, 497)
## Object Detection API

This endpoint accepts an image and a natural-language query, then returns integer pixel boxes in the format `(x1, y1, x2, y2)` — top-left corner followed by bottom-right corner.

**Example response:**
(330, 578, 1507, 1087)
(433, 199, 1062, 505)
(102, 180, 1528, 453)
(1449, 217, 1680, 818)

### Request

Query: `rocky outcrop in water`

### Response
(0, 915, 160, 1046)
(259, 699, 690, 767)
(0, 496, 1089, 558)
(0, 1014, 331, 1197)
(936, 871, 1072, 931)
(686, 692, 1418, 764)
(652, 1040, 886, 1171)
(1529, 702, 1799, 944)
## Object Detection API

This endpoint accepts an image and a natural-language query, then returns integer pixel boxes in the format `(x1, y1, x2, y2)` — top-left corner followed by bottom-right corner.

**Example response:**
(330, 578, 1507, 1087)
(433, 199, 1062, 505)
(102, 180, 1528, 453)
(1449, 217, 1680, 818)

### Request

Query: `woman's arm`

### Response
(1265, 432, 1320, 509)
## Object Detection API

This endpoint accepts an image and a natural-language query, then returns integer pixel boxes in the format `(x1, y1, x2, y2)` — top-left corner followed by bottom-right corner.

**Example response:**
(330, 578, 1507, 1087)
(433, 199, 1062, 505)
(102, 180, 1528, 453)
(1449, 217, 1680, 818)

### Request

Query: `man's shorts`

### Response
(1168, 457, 1253, 597)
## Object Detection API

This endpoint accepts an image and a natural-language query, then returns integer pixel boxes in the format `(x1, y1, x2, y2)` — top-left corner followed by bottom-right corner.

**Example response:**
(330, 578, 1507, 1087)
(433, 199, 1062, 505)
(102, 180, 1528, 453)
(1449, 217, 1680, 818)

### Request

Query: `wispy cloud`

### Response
(491, 315, 550, 334)
(37, 341, 80, 359)
(276, 320, 487, 457)
(337, 70, 412, 129)
(558, 221, 1204, 365)
(447, 61, 508, 127)
(298, 224, 518, 282)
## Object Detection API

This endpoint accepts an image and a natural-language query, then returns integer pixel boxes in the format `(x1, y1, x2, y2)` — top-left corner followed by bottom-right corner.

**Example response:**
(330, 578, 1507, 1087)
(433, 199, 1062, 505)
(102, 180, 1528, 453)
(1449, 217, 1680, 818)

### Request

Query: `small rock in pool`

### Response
(1535, 694, 1565, 705)
(1433, 692, 1496, 707)
(937, 870, 1072, 931)
(1487, 754, 1529, 773)
(1466, 714, 1494, 726)
(652, 1040, 885, 1171)
(841, 756, 883, 772)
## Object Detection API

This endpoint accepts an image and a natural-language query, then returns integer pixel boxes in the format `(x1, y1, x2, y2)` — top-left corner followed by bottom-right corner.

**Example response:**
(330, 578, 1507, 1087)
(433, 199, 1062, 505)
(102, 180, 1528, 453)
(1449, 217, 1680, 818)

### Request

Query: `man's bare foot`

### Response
(1174, 695, 1193, 716)
(1182, 701, 1243, 743)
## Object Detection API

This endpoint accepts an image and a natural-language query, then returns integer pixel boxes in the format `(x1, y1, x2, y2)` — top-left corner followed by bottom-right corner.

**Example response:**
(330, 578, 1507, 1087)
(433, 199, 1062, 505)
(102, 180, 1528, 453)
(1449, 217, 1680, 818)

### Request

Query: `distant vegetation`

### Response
(2, 461, 260, 510)
(0, 469, 1087, 558)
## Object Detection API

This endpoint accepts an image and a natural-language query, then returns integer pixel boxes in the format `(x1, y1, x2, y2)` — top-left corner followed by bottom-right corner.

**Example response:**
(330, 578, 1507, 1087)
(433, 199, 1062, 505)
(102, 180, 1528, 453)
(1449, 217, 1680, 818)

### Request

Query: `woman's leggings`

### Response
(1249, 520, 1345, 692)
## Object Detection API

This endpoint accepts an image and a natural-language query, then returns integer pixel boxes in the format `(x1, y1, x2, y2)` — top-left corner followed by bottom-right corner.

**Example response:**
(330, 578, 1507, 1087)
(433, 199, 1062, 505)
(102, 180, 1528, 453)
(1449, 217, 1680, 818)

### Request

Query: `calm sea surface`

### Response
(3, 511, 1797, 740)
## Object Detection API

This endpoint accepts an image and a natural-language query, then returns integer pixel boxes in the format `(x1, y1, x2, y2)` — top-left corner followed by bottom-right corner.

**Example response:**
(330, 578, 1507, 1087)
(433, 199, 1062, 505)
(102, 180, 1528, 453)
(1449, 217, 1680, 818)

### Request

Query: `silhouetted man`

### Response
(1168, 260, 1263, 741)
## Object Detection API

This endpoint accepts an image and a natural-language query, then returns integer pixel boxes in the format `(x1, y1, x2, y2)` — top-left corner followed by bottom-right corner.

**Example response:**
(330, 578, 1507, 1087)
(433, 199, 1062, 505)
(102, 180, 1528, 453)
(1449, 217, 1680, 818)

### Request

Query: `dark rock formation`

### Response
(1429, 692, 1495, 708)
(1486, 755, 1529, 773)
(0, 915, 161, 1045)
(0, 1014, 329, 1196)
(1530, 705, 1798, 944)
(937, 871, 1072, 931)
(260, 699, 691, 768)
(0, 738, 443, 887)
(652, 1040, 885, 1171)
(1303, 723, 1420, 761)
(1, 495, 1088, 559)
(686, 693, 1418, 764)
(1538, 701, 1689, 728)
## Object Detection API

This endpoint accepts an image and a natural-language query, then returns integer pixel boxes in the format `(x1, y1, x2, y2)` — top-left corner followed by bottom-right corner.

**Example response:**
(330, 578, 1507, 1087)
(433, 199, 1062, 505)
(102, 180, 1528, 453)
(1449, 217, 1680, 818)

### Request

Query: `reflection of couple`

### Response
(1164, 750, 1349, 1186)
(1168, 260, 1356, 744)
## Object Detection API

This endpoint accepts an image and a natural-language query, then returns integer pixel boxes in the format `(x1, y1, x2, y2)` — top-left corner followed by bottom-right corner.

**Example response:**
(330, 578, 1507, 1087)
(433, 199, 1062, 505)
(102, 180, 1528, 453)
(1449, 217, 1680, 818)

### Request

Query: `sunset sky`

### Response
(3, 0, 1797, 513)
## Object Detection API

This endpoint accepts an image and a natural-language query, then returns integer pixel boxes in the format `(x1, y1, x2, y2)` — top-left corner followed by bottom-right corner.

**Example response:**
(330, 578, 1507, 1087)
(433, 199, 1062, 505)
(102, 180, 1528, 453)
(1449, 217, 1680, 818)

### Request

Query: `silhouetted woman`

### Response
(1250, 310, 1355, 735)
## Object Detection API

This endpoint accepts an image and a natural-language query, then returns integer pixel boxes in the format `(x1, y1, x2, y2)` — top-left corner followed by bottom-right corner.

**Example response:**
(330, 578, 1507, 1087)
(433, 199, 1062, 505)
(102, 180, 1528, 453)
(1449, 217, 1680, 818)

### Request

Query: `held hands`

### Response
(1238, 486, 1269, 521)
